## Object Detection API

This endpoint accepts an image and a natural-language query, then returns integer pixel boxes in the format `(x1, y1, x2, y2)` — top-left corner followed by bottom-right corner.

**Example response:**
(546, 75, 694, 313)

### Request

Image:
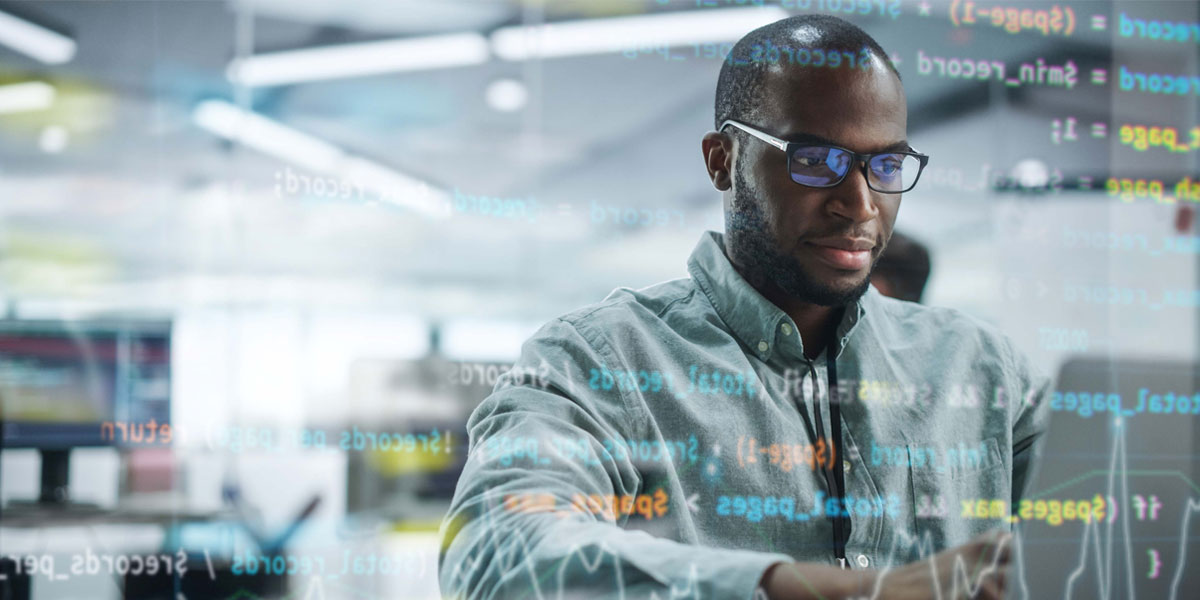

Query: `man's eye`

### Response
(792, 149, 830, 166)
(874, 157, 904, 175)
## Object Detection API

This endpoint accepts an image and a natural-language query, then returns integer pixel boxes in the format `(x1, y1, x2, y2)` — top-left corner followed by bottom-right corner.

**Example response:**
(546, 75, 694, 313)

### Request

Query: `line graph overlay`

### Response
(1023, 418, 1198, 600)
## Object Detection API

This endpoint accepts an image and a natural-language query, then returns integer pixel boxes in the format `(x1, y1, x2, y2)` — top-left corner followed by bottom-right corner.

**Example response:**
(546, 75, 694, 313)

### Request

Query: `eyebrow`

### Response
(783, 131, 912, 153)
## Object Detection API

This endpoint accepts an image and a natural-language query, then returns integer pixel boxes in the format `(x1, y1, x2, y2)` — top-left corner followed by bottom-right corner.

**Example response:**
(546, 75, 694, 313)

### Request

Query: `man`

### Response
(439, 14, 1049, 599)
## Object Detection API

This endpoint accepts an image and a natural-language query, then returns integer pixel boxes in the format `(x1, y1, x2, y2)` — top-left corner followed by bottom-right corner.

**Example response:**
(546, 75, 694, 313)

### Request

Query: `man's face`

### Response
(724, 56, 907, 307)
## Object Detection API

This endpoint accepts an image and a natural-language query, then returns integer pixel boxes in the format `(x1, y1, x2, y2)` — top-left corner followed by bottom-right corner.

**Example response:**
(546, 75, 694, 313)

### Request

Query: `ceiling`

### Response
(0, 0, 1186, 323)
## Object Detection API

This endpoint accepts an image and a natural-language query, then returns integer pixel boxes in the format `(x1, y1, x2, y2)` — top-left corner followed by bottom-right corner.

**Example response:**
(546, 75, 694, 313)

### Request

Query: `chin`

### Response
(820, 278, 873, 305)
(779, 266, 873, 307)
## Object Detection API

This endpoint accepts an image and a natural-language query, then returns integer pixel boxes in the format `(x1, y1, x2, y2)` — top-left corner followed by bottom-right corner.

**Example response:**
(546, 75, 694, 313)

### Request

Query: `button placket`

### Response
(841, 426, 887, 568)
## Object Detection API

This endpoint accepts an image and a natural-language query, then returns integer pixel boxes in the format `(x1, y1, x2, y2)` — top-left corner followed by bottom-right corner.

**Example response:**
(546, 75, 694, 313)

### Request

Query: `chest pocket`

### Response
(907, 436, 1007, 553)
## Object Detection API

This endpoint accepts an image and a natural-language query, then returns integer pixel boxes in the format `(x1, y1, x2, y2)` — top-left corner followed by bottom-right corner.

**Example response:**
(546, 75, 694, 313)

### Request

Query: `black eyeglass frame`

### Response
(719, 119, 931, 194)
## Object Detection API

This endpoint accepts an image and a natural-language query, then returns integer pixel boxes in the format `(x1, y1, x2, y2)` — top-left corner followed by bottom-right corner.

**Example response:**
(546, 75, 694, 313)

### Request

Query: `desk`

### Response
(0, 502, 234, 528)
(0, 499, 237, 600)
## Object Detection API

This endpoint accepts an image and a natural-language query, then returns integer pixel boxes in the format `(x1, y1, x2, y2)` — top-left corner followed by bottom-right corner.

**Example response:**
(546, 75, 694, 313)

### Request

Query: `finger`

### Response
(978, 529, 1013, 561)
(964, 531, 1010, 581)
(967, 571, 997, 600)
(989, 565, 1011, 598)
(983, 572, 1009, 600)
(971, 529, 1006, 550)
(974, 579, 997, 600)
(991, 564, 1008, 589)
(964, 550, 1007, 598)
(989, 528, 1013, 548)
(991, 532, 1014, 565)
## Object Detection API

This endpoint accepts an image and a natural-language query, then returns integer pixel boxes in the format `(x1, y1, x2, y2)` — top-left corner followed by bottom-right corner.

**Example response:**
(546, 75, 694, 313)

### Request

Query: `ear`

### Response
(701, 131, 733, 191)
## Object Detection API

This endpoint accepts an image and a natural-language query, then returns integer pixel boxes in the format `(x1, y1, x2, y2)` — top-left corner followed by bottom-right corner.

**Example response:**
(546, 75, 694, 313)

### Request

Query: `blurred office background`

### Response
(0, 0, 1197, 598)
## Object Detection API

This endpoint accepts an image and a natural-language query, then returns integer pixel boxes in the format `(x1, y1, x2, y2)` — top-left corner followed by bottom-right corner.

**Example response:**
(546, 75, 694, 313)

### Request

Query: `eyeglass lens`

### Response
(789, 146, 921, 192)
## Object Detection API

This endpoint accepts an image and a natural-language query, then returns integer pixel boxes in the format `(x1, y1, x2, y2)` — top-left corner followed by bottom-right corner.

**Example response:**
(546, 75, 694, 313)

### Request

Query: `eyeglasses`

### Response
(720, 120, 930, 194)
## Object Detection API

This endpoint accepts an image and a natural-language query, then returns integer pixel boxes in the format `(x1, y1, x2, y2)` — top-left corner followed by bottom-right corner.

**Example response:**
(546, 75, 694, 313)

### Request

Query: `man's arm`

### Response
(438, 317, 793, 599)
(1008, 352, 1054, 507)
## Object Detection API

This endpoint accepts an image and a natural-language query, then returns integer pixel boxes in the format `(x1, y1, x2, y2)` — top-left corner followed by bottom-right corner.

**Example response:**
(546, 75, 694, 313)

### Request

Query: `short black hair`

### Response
(714, 14, 899, 131)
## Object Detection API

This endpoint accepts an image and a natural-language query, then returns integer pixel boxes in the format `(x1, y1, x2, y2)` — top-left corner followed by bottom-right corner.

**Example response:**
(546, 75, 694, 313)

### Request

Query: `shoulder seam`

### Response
(654, 287, 698, 319)
(560, 281, 695, 326)
(553, 316, 649, 441)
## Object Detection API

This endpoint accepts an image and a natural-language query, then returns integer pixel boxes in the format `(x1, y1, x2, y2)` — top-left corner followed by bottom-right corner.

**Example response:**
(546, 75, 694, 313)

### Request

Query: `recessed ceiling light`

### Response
(38, 125, 68, 154)
(1011, 159, 1050, 190)
(485, 79, 528, 112)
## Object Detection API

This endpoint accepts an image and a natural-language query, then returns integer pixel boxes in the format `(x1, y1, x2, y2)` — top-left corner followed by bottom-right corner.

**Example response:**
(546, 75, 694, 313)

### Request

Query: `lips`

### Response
(806, 238, 875, 271)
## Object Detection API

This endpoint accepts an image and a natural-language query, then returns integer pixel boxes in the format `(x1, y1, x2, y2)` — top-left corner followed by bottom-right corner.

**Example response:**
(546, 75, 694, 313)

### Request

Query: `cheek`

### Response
(776, 197, 823, 234)
(746, 139, 799, 191)
(881, 197, 901, 219)
(743, 156, 794, 225)
(876, 202, 902, 247)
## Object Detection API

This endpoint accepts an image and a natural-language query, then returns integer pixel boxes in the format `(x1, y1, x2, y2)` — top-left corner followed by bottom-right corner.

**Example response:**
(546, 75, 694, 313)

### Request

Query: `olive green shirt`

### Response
(439, 230, 1051, 599)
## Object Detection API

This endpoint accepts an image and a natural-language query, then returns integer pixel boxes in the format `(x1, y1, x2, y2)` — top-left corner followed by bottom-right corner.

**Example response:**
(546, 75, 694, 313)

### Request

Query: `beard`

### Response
(725, 164, 876, 307)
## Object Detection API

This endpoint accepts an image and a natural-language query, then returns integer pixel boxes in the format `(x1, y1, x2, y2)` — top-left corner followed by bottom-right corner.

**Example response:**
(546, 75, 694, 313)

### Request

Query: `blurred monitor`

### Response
(346, 357, 473, 518)
(1015, 357, 1200, 598)
(0, 319, 171, 507)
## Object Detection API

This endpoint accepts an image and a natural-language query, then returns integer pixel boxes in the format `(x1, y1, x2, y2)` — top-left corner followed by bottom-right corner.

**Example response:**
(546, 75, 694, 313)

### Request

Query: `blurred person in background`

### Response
(870, 231, 931, 303)
(440, 14, 1047, 600)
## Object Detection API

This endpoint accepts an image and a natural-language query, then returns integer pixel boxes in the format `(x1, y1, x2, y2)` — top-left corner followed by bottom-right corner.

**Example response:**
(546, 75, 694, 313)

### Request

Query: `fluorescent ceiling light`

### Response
(441, 319, 542, 362)
(0, 10, 75, 64)
(0, 81, 55, 114)
(227, 32, 489, 87)
(192, 100, 448, 219)
(491, 6, 788, 60)
(192, 100, 345, 172)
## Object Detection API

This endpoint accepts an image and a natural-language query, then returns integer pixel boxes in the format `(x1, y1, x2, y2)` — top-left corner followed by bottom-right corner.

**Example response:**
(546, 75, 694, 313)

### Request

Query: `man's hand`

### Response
(871, 529, 1012, 599)
(759, 529, 1012, 599)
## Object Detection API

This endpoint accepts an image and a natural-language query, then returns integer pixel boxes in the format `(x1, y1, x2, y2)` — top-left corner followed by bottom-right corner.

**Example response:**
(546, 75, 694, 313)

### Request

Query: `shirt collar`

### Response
(686, 230, 869, 363)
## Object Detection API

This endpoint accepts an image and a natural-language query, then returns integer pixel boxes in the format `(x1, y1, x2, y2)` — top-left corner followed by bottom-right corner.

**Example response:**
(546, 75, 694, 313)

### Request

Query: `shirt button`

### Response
(856, 554, 869, 568)
(757, 341, 769, 352)
(843, 460, 852, 474)
(780, 323, 792, 336)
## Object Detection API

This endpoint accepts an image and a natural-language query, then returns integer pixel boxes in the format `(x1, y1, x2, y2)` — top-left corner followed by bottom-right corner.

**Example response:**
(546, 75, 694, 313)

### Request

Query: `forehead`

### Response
(756, 56, 907, 152)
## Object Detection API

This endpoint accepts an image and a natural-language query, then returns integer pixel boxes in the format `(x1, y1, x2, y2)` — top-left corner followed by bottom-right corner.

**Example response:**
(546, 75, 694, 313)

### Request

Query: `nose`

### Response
(826, 160, 879, 224)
